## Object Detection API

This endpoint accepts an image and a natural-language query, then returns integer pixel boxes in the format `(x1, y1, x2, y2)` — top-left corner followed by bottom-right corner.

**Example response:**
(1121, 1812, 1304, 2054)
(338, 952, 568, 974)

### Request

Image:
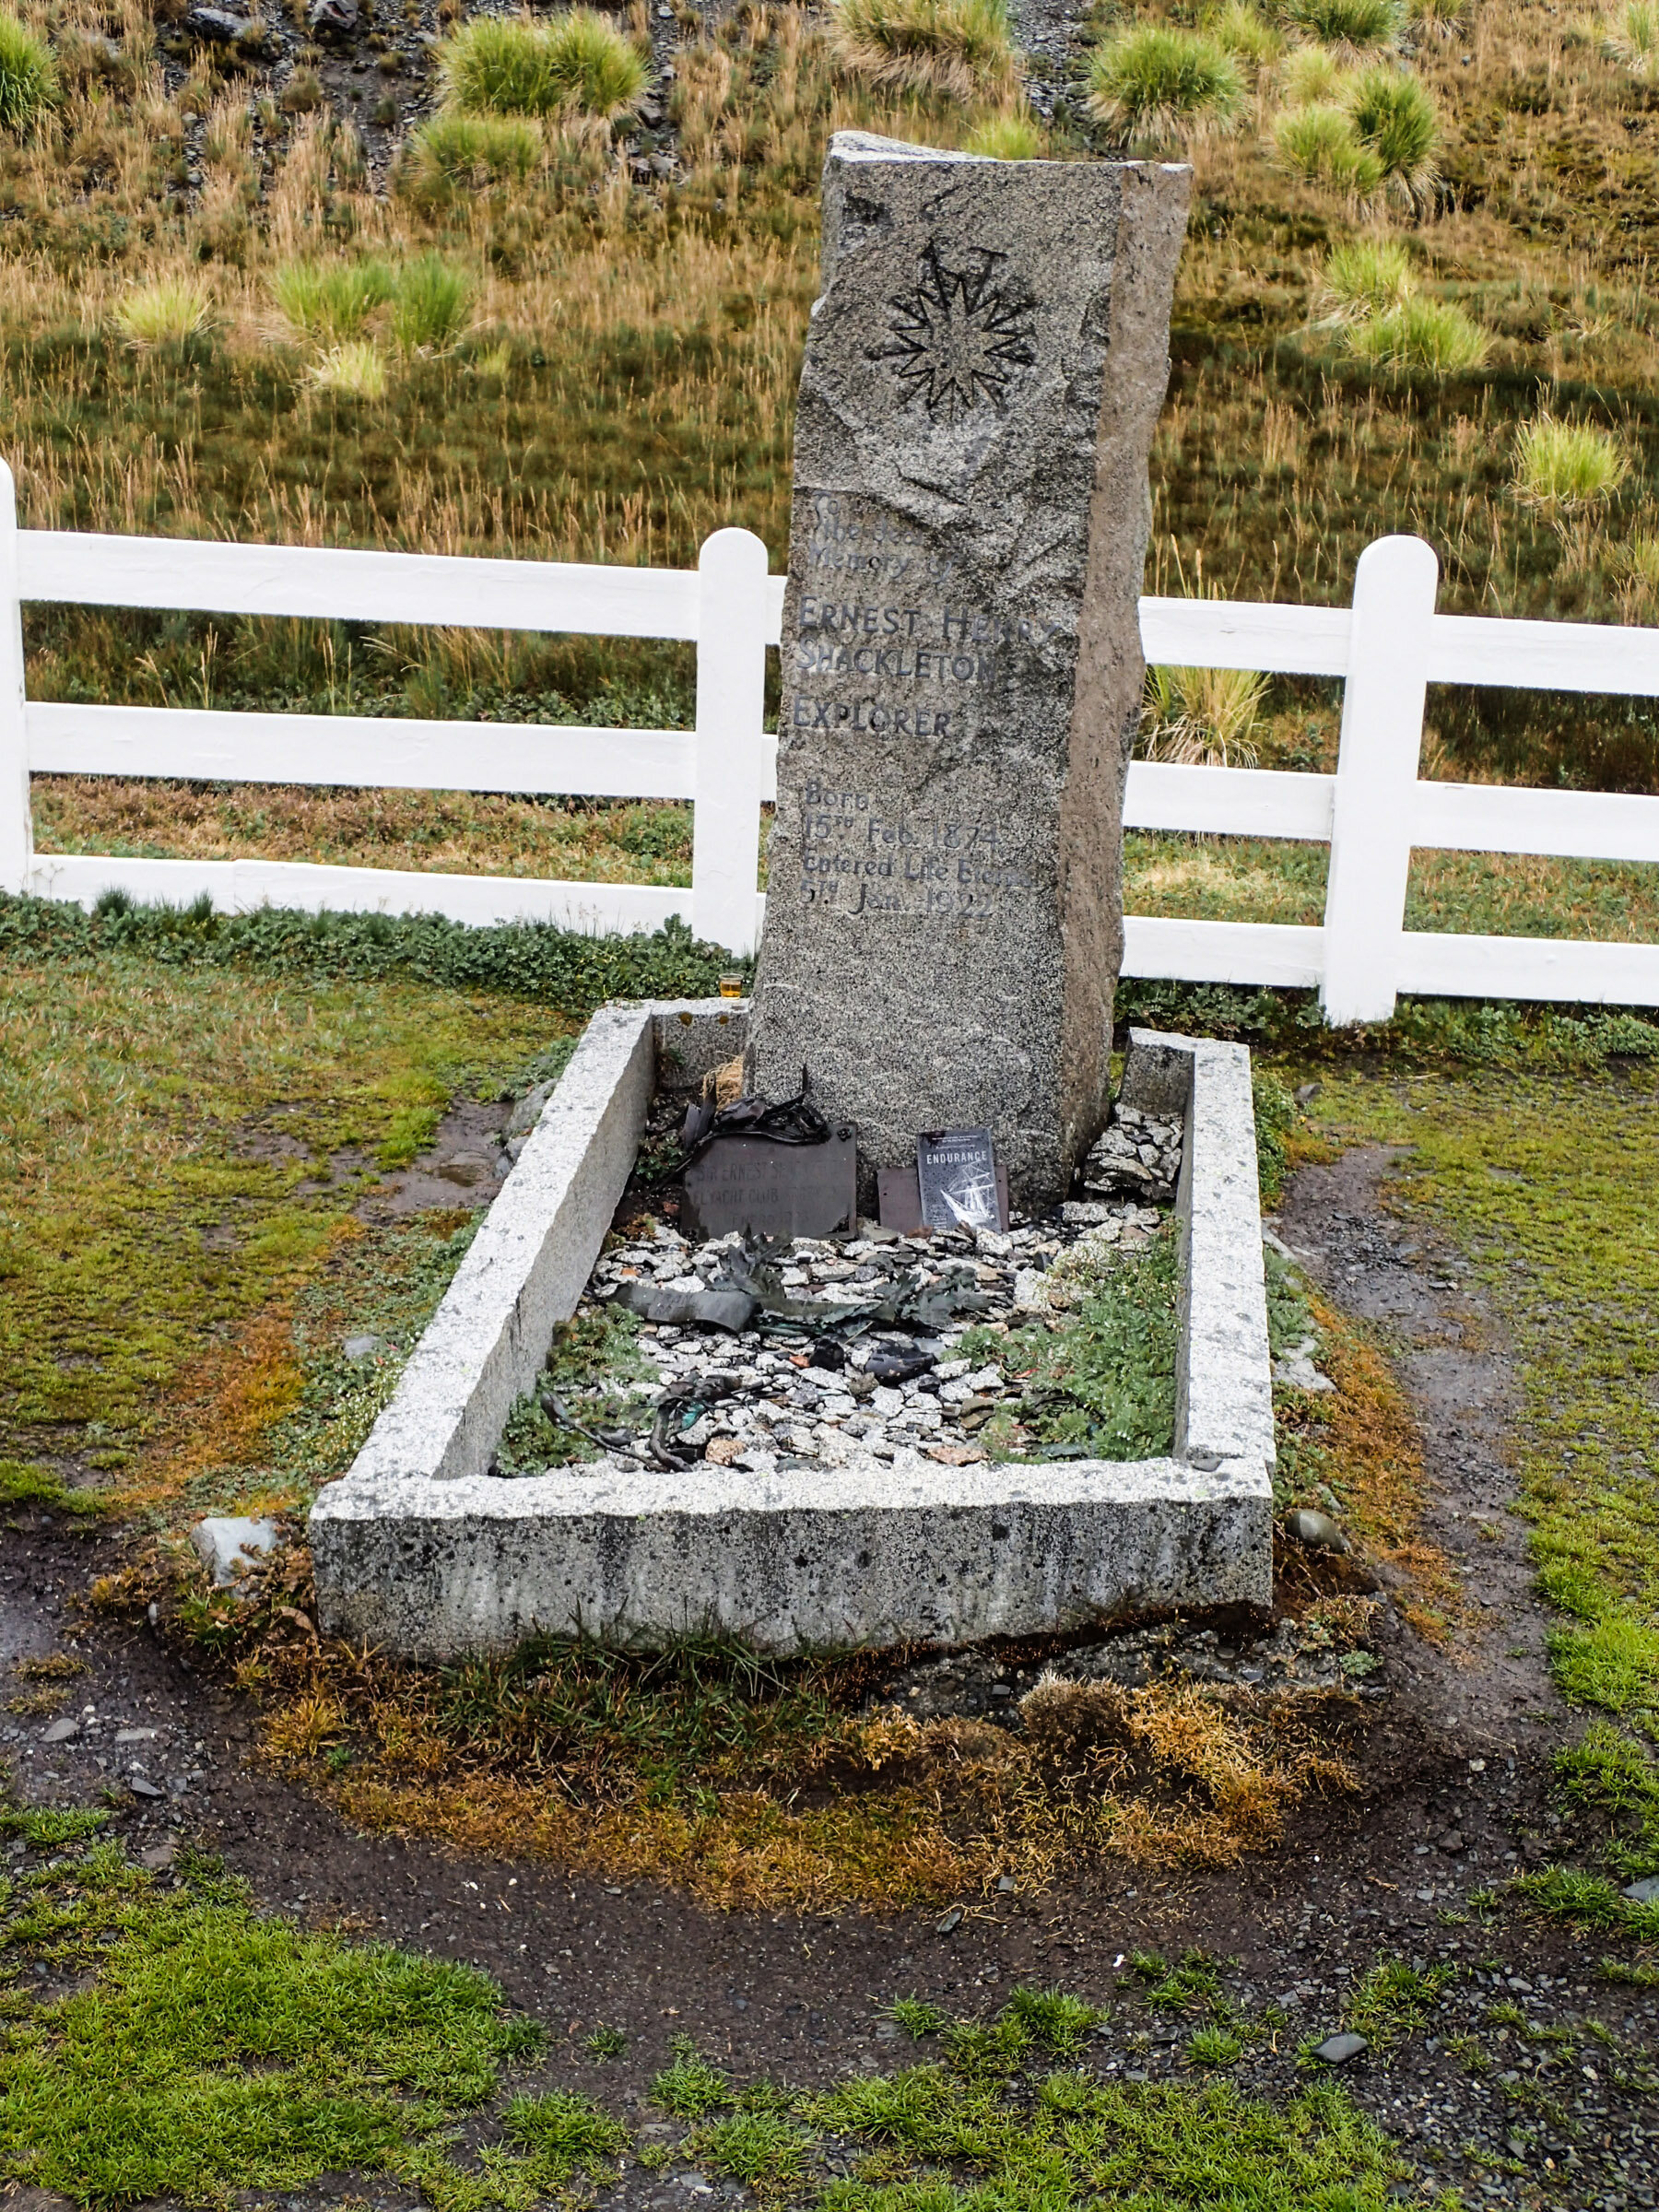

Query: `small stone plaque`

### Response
(917, 1127, 1004, 1231)
(681, 1133, 858, 1242)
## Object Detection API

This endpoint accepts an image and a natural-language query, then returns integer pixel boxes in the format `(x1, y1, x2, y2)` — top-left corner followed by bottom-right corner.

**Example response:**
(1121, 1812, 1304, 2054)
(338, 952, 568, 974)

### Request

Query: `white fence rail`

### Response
(3, 456, 1658, 1023)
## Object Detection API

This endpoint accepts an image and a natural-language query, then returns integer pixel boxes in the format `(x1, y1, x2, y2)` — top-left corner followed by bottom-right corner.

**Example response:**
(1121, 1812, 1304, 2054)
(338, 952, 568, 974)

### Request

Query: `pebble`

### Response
(1285, 1507, 1349, 1554)
(343, 1334, 383, 1360)
(524, 1194, 1174, 1477)
(41, 1718, 78, 1744)
(1312, 2032, 1369, 2065)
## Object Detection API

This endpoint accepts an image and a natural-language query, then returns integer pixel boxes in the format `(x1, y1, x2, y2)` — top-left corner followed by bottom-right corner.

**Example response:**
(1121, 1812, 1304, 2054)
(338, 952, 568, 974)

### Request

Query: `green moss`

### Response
(971, 1233, 1180, 1463)
(0, 1844, 542, 2209)
(1312, 1060, 1659, 1900)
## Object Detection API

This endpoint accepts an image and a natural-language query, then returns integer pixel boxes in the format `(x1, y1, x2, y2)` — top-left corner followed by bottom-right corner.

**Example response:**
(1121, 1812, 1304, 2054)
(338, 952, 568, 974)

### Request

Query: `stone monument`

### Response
(747, 133, 1190, 1213)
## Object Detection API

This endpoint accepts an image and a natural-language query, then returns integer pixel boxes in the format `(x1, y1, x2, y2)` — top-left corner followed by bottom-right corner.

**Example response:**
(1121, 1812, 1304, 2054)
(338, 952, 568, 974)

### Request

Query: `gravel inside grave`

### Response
(508, 1105, 1186, 1479)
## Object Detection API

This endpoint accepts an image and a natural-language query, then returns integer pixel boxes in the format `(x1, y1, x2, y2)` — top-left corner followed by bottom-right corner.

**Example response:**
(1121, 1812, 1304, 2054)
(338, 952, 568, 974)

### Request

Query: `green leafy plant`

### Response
(698, 2104, 810, 2186)
(269, 258, 394, 345)
(1344, 1959, 1453, 2050)
(1001, 1986, 1103, 2057)
(0, 7, 56, 132)
(650, 2036, 729, 2118)
(982, 1232, 1181, 1462)
(1513, 414, 1630, 515)
(389, 253, 474, 357)
(500, 2088, 630, 2175)
(828, 0, 1018, 102)
(1187, 2024, 1243, 2065)
(437, 9, 648, 121)
(1514, 1864, 1659, 1938)
(1278, 0, 1404, 47)
(1086, 24, 1244, 142)
(583, 2023, 629, 2058)
(112, 276, 214, 350)
(0, 1846, 540, 2205)
(889, 1995, 949, 2038)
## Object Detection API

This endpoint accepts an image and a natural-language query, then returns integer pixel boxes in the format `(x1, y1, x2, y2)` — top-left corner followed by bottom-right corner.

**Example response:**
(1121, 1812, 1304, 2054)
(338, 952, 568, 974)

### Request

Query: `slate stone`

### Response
(344, 1334, 383, 1360)
(1312, 2032, 1369, 2065)
(1625, 1874, 1659, 1904)
(608, 1281, 758, 1334)
(41, 1717, 79, 1743)
(308, 0, 359, 31)
(680, 1131, 857, 1241)
(128, 1776, 165, 1799)
(748, 133, 1190, 1211)
(185, 6, 248, 39)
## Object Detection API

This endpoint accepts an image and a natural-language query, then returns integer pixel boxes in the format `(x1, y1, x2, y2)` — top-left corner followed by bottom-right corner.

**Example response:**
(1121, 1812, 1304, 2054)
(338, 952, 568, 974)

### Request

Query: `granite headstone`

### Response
(747, 133, 1190, 1211)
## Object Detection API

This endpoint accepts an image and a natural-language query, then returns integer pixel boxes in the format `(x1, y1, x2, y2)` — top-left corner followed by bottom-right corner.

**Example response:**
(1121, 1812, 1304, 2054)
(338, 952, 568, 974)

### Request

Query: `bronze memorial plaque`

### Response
(681, 1133, 858, 1243)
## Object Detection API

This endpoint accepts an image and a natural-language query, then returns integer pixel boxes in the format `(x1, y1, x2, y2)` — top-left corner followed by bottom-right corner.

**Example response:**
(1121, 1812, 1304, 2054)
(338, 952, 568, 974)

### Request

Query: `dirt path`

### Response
(4, 1147, 1654, 2209)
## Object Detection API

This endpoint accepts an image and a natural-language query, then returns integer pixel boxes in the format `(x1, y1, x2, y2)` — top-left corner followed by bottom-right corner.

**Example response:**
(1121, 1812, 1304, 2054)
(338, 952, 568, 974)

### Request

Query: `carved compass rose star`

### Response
(870, 243, 1038, 425)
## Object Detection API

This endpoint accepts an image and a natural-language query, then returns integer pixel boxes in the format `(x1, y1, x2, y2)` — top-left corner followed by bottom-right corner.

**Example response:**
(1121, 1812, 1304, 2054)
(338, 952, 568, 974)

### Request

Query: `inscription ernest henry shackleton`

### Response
(747, 134, 1190, 1212)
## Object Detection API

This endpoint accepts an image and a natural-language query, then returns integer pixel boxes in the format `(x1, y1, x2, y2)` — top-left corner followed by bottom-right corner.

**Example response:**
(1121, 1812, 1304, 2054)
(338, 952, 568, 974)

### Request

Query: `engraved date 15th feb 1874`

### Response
(795, 778, 1034, 923)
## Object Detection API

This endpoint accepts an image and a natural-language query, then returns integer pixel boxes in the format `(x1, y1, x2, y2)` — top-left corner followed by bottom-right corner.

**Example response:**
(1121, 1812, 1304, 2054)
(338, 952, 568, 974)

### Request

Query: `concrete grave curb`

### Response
(310, 1012, 1274, 1655)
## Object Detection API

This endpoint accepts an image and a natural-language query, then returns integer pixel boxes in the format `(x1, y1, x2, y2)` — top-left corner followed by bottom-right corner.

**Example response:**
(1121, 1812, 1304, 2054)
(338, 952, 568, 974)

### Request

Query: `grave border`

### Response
(309, 1011, 1275, 1655)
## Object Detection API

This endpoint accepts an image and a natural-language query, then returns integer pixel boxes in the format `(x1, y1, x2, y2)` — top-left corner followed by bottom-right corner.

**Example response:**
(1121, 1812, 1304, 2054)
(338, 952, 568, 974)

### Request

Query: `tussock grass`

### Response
(1143, 662, 1266, 766)
(1272, 100, 1383, 194)
(309, 338, 388, 399)
(1604, 0, 1659, 76)
(1313, 236, 1414, 322)
(1206, 0, 1287, 65)
(1278, 0, 1404, 50)
(1347, 64, 1440, 204)
(437, 9, 648, 122)
(961, 106, 1046, 155)
(1344, 295, 1488, 370)
(269, 256, 394, 344)
(1277, 41, 1352, 100)
(0, 7, 55, 132)
(1087, 24, 1244, 143)
(828, 0, 1018, 104)
(387, 251, 473, 356)
(398, 110, 542, 195)
(111, 274, 213, 349)
(1513, 412, 1630, 513)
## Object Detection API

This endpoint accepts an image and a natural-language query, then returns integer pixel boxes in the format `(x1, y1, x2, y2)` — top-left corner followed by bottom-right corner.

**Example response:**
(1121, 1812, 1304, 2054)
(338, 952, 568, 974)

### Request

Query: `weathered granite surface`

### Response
(747, 133, 1190, 1211)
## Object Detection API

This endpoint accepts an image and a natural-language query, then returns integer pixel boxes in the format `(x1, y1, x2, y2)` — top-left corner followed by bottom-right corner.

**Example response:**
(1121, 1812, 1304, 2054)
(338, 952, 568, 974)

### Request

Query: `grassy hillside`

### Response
(6, 0, 1659, 883)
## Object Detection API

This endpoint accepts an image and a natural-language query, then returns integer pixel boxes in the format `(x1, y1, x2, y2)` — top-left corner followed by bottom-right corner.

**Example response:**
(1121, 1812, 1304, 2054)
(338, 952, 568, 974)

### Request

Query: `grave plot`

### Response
(309, 1006, 1275, 1656)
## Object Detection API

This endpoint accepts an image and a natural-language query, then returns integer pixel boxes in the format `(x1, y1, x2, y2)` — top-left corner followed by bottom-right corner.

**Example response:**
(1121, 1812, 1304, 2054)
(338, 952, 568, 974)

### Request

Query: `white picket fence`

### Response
(4, 458, 1659, 1025)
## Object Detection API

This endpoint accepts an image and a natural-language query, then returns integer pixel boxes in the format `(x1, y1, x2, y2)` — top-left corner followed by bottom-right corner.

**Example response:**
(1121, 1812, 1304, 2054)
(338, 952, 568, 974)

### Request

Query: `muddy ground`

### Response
(4, 1144, 1656, 2211)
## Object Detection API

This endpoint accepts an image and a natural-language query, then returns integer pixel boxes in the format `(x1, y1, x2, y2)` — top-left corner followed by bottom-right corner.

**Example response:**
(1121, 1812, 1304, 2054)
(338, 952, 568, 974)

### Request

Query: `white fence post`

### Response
(691, 526, 771, 958)
(0, 462, 32, 896)
(1319, 534, 1440, 1026)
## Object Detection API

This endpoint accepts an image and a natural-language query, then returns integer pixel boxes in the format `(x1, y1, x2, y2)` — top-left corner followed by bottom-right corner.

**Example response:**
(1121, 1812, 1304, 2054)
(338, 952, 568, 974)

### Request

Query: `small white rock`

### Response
(190, 1516, 281, 1589)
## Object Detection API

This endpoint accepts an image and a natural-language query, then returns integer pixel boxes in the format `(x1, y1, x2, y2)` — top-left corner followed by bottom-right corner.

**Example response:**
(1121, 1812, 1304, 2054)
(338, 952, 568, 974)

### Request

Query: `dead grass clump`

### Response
(1280, 1288, 1461, 1638)
(828, 0, 1018, 104)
